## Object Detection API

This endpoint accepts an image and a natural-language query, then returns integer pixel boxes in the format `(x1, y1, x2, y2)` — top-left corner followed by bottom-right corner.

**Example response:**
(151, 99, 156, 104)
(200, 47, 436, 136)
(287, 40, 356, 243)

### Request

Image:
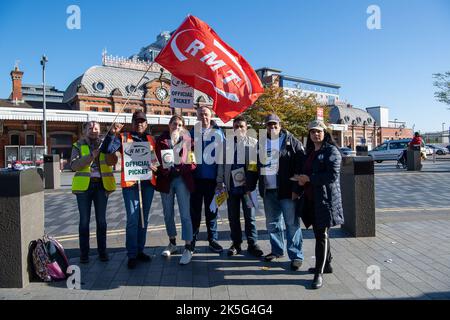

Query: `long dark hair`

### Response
(306, 130, 338, 155)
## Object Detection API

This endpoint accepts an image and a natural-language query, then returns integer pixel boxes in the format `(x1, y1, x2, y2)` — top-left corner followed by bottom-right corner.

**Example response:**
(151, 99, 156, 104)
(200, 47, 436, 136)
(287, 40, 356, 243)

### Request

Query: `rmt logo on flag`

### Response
(155, 15, 264, 122)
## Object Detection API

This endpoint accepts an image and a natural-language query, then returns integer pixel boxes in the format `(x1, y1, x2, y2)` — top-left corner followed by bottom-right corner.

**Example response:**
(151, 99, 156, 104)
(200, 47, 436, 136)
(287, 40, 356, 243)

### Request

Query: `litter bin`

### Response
(0, 168, 44, 288)
(44, 154, 60, 189)
(340, 156, 375, 237)
(407, 145, 422, 171)
(355, 145, 368, 156)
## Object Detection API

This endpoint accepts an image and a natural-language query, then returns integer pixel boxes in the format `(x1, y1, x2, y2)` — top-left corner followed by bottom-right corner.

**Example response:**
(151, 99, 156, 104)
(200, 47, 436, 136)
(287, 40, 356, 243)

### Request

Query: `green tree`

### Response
(242, 86, 327, 139)
(433, 72, 450, 106)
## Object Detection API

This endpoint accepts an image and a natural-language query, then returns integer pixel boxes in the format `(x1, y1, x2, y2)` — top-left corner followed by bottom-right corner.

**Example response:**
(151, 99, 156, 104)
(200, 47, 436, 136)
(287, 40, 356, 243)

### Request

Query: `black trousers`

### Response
(313, 226, 332, 274)
(227, 193, 258, 246)
(190, 179, 218, 242)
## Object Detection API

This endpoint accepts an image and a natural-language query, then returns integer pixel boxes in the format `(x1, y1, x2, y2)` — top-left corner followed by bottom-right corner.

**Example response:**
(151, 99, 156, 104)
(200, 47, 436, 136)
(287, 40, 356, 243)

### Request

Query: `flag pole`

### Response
(97, 60, 161, 229)
(99, 60, 159, 148)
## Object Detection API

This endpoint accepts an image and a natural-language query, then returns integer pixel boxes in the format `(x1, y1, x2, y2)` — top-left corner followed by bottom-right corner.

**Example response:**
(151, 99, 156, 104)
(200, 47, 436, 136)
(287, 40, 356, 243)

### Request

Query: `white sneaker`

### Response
(161, 243, 178, 257)
(179, 249, 192, 265)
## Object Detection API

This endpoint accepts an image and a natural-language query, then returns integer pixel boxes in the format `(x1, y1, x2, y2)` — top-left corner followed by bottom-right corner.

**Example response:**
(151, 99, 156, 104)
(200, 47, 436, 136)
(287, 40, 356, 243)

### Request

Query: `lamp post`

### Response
(442, 122, 446, 143)
(373, 121, 377, 147)
(40, 55, 48, 154)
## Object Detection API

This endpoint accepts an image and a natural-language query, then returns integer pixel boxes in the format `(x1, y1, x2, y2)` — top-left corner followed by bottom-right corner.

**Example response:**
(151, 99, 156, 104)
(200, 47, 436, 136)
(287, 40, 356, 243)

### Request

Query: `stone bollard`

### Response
(0, 168, 44, 288)
(44, 154, 61, 189)
(340, 156, 375, 237)
(355, 145, 368, 156)
(407, 148, 422, 171)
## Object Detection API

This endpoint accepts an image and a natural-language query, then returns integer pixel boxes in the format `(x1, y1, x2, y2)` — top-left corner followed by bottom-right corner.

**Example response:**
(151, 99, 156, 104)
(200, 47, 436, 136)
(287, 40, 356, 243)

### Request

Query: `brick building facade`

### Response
(0, 33, 230, 169)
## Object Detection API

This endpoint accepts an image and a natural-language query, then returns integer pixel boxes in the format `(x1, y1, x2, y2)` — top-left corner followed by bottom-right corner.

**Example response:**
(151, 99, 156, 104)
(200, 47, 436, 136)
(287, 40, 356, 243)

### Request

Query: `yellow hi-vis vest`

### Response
(71, 142, 116, 193)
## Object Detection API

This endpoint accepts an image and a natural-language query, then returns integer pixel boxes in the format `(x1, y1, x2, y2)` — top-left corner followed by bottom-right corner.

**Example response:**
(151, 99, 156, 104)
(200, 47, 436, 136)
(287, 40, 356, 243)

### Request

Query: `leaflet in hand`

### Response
(161, 149, 174, 169)
(209, 188, 228, 213)
(231, 167, 246, 187)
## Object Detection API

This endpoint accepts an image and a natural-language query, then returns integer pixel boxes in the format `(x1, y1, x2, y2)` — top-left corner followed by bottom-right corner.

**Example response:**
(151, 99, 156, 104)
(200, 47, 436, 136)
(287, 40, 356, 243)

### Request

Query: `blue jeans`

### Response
(75, 181, 108, 257)
(122, 182, 155, 258)
(227, 193, 258, 246)
(160, 177, 193, 241)
(263, 189, 304, 261)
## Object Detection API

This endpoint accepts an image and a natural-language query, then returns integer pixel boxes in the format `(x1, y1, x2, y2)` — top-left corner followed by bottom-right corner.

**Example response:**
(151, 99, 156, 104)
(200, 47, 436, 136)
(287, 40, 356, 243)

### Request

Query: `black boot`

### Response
(312, 274, 323, 289)
(308, 264, 333, 274)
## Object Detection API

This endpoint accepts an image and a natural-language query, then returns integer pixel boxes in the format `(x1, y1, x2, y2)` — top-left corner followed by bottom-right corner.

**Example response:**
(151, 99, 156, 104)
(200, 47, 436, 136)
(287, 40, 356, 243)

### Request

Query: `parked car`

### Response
(425, 145, 433, 156)
(339, 147, 356, 157)
(369, 139, 429, 162)
(368, 139, 411, 163)
(426, 144, 449, 155)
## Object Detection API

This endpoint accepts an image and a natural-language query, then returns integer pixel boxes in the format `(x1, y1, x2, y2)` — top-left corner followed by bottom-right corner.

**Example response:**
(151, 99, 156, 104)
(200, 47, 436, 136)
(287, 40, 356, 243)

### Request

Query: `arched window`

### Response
(25, 131, 36, 145)
(9, 131, 21, 145)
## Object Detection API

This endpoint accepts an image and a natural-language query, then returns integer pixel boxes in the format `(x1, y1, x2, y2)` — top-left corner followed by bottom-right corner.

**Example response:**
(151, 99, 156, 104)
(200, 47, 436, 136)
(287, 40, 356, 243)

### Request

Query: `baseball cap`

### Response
(265, 113, 280, 124)
(308, 120, 328, 131)
(132, 111, 147, 122)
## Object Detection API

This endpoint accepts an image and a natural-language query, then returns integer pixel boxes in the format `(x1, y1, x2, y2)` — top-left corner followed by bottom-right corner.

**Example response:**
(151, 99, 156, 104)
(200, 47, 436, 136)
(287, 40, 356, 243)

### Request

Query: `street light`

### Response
(40, 55, 48, 154)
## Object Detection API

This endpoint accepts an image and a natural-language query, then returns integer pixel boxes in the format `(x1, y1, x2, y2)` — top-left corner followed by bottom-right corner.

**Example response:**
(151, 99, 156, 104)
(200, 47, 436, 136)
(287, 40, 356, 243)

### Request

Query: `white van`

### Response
(368, 139, 411, 162)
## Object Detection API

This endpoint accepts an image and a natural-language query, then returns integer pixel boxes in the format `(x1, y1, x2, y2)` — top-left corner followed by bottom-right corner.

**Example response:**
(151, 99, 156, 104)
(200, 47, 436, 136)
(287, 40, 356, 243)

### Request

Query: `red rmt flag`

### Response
(155, 15, 264, 122)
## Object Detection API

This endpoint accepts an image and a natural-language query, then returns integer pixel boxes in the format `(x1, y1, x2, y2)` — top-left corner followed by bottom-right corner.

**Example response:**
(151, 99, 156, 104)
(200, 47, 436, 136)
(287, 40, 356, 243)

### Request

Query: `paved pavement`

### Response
(1, 157, 450, 300)
(46, 157, 450, 238)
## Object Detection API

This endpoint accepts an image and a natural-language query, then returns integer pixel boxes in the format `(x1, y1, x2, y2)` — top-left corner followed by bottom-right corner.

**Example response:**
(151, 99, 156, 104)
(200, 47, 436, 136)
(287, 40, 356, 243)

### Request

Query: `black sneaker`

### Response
(209, 240, 223, 253)
(127, 258, 137, 269)
(308, 264, 333, 274)
(264, 253, 283, 262)
(99, 253, 109, 262)
(80, 255, 89, 264)
(227, 244, 242, 256)
(137, 252, 152, 262)
(247, 243, 264, 257)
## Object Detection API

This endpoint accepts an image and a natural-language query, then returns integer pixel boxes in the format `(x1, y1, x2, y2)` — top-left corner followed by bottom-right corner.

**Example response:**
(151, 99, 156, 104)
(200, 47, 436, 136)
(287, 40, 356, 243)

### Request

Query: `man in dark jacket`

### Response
(258, 114, 306, 271)
(217, 116, 263, 257)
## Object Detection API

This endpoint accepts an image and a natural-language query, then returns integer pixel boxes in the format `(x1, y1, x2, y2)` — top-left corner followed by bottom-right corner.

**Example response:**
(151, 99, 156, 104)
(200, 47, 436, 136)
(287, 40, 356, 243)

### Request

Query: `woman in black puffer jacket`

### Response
(295, 120, 344, 290)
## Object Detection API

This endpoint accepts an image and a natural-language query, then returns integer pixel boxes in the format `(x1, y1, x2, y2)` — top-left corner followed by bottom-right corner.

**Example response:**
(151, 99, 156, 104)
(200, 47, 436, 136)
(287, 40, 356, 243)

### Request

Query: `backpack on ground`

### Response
(28, 235, 70, 282)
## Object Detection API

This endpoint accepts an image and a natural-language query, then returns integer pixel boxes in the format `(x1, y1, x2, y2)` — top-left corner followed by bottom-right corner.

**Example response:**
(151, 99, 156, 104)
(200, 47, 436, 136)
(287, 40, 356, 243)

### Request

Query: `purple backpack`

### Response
(29, 235, 69, 282)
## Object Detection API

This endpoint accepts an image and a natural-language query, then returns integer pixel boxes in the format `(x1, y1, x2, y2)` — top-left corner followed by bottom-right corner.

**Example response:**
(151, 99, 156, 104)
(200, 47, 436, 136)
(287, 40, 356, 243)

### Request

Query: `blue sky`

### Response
(0, 0, 449, 132)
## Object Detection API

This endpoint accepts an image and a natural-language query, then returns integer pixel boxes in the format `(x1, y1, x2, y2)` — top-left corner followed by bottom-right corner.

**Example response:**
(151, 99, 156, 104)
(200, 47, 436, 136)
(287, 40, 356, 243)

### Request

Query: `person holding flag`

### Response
(102, 111, 158, 269)
(154, 14, 265, 254)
